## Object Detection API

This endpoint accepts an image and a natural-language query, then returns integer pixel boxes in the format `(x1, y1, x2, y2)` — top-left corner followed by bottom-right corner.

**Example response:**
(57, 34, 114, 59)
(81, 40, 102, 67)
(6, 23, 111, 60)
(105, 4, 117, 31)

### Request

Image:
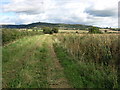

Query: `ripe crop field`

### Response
(2, 29, 120, 88)
(59, 29, 120, 33)
(59, 30, 88, 33)
(53, 33, 120, 88)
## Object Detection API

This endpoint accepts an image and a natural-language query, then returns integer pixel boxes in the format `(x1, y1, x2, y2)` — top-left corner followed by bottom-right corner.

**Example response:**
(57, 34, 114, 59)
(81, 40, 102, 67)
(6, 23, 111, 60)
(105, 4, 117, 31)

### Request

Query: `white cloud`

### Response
(1, 0, 119, 27)
(0, 15, 16, 25)
(3, 0, 44, 14)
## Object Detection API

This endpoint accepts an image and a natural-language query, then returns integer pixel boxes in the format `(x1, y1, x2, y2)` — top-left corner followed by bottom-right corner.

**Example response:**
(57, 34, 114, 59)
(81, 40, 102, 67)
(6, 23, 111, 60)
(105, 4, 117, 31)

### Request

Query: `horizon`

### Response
(0, 21, 117, 28)
(0, 0, 119, 28)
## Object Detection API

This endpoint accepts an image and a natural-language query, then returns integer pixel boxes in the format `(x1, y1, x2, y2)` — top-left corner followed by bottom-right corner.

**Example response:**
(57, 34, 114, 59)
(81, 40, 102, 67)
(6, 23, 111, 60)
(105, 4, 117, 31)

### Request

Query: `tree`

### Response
(52, 27, 59, 33)
(76, 31, 79, 34)
(104, 30, 107, 33)
(42, 27, 53, 34)
(88, 27, 102, 34)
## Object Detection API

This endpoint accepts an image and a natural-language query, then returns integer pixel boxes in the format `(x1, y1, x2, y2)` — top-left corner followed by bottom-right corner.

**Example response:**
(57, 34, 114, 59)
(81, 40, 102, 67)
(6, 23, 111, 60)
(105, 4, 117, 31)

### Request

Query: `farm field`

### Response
(1, 0, 119, 88)
(53, 33, 120, 88)
(59, 30, 88, 33)
(59, 29, 120, 33)
(2, 31, 120, 88)
(9, 28, 120, 34)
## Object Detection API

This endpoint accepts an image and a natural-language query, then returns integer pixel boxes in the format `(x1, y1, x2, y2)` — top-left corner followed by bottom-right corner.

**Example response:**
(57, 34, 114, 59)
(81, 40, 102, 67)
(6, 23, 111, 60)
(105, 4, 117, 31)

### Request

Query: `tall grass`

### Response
(53, 33, 120, 88)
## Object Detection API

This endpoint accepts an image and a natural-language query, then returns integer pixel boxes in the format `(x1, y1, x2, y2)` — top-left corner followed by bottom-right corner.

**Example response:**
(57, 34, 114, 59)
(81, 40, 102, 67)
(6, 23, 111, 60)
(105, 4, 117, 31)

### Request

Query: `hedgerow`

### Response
(2, 28, 43, 45)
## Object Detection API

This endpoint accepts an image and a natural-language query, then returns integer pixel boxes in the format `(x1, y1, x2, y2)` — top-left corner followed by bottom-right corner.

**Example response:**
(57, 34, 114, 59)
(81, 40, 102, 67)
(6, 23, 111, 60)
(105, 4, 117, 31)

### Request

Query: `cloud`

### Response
(3, 0, 45, 14)
(0, 15, 16, 25)
(1, 0, 119, 27)
(85, 8, 117, 17)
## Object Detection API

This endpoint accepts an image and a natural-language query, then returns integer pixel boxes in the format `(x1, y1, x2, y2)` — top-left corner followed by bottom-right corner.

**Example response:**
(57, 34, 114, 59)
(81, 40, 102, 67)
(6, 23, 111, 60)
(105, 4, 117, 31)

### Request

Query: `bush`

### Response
(105, 30, 107, 33)
(76, 31, 79, 34)
(2, 28, 42, 45)
(52, 27, 59, 33)
(89, 27, 102, 34)
(42, 27, 53, 34)
(42, 27, 59, 34)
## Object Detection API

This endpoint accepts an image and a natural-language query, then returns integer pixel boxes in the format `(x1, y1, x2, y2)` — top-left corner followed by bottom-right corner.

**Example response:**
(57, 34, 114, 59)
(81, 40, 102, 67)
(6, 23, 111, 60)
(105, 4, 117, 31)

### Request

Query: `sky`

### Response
(0, 0, 119, 28)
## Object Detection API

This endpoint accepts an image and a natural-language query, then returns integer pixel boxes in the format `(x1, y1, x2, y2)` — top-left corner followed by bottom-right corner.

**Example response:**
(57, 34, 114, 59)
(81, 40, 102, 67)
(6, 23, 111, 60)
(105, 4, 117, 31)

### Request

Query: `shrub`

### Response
(42, 27, 59, 34)
(88, 27, 102, 34)
(76, 31, 79, 34)
(105, 30, 107, 33)
(42, 27, 53, 34)
(52, 27, 59, 33)
(2, 28, 42, 45)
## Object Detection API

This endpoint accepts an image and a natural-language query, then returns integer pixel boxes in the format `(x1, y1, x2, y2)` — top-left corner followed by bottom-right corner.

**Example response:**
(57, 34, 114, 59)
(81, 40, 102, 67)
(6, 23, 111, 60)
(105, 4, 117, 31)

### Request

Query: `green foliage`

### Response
(2, 28, 42, 45)
(52, 27, 59, 33)
(42, 27, 53, 34)
(42, 27, 59, 34)
(89, 27, 102, 34)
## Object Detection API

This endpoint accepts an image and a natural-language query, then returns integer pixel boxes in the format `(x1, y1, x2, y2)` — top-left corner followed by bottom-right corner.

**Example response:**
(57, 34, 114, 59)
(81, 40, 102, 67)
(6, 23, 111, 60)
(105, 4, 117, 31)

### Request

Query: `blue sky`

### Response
(0, 0, 119, 28)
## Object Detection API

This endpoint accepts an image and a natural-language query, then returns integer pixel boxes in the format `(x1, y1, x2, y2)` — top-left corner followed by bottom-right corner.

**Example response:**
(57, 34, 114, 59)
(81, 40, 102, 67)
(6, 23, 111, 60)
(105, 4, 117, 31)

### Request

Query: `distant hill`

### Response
(1, 22, 93, 30)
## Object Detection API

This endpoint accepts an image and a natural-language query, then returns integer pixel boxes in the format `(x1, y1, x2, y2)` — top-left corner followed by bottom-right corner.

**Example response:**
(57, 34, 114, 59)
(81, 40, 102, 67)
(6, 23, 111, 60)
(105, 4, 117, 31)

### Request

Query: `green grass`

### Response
(54, 45, 118, 88)
(2, 35, 70, 88)
(2, 35, 50, 88)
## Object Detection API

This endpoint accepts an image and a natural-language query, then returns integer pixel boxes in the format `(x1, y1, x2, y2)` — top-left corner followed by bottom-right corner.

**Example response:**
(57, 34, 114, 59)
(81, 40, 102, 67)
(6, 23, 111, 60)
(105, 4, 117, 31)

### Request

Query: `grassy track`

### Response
(3, 34, 119, 88)
(2, 35, 70, 88)
(43, 35, 70, 88)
